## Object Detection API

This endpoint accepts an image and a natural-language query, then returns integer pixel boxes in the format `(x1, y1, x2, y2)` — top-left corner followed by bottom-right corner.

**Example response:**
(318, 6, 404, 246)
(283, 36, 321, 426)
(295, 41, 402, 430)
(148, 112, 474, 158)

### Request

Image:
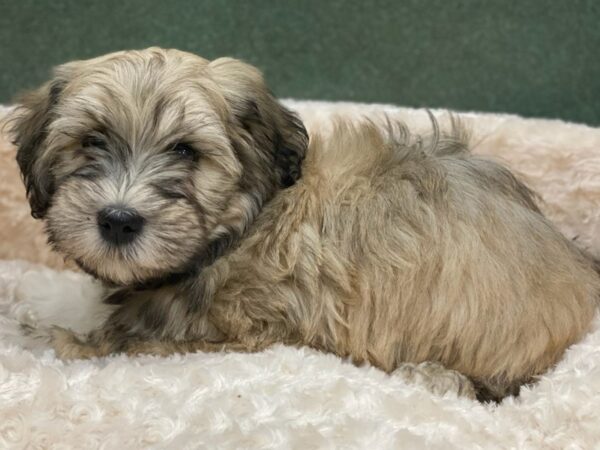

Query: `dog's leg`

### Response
(392, 361, 477, 400)
(123, 339, 269, 357)
(49, 324, 269, 360)
(50, 326, 116, 359)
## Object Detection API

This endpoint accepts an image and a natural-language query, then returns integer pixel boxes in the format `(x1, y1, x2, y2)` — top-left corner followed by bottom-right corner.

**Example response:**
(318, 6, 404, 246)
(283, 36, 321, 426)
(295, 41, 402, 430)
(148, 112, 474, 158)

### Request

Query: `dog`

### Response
(8, 48, 600, 401)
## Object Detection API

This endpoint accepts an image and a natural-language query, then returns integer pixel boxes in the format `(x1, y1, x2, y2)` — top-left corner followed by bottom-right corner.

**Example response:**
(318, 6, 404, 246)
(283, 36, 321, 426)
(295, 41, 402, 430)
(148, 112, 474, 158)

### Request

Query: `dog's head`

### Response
(9, 48, 308, 285)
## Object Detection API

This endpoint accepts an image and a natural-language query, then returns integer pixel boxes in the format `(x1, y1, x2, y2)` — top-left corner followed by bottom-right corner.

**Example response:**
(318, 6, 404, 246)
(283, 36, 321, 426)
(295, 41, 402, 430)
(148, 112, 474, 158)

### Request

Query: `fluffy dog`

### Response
(8, 48, 600, 401)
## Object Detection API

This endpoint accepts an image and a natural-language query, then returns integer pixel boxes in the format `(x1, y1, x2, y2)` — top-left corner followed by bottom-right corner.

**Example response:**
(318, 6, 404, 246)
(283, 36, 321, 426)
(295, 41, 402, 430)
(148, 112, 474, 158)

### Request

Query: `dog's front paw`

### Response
(13, 268, 112, 335)
(19, 323, 85, 355)
(49, 326, 109, 360)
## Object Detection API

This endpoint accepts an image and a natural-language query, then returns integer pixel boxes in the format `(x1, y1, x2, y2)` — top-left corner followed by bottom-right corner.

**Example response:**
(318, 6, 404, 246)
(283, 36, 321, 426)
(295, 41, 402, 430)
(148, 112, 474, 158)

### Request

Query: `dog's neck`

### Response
(131, 232, 238, 292)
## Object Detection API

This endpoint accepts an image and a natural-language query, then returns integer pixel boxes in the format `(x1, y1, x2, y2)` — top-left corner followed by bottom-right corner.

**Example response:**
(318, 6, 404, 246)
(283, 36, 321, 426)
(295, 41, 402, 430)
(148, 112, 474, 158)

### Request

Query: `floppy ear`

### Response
(9, 76, 67, 219)
(209, 58, 308, 188)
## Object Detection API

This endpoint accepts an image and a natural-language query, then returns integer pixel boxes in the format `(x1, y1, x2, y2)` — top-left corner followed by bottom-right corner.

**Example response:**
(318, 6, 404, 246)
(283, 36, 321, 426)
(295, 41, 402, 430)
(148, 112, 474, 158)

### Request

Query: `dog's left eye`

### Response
(171, 143, 196, 160)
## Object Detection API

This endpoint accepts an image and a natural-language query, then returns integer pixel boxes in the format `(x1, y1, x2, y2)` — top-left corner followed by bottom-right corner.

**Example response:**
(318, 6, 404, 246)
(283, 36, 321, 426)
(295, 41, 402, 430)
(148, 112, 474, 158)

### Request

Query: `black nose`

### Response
(97, 207, 145, 245)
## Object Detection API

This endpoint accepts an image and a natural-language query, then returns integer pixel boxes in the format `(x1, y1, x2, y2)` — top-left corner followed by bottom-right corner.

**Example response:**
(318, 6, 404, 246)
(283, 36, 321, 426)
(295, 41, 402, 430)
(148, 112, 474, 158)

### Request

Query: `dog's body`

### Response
(8, 48, 600, 401)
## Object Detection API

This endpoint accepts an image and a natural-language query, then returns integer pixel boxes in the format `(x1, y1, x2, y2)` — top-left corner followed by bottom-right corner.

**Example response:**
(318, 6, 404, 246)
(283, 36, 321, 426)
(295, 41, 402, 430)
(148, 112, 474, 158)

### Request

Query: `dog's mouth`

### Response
(73, 232, 235, 291)
(69, 233, 201, 289)
(75, 256, 193, 292)
(73, 255, 185, 289)
(68, 240, 160, 287)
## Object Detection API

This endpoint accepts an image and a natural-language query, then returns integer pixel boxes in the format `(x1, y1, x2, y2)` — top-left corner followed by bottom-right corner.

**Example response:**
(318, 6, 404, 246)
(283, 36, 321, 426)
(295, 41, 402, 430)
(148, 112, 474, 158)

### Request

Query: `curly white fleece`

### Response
(2, 101, 600, 449)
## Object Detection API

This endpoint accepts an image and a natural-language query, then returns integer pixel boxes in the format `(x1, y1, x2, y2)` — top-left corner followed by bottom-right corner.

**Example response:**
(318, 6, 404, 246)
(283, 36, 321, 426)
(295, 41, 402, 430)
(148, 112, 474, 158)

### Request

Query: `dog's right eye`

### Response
(170, 143, 197, 160)
(82, 136, 107, 150)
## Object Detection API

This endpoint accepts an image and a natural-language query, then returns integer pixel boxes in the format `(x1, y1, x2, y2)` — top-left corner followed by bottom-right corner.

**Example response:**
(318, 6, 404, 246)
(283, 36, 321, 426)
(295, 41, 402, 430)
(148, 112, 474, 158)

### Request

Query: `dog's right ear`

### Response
(8, 76, 67, 219)
(209, 58, 308, 189)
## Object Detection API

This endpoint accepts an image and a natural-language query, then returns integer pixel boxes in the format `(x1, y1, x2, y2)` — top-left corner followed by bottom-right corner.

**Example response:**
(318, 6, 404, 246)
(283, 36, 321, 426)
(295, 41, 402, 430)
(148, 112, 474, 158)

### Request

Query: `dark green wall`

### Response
(1, 0, 599, 124)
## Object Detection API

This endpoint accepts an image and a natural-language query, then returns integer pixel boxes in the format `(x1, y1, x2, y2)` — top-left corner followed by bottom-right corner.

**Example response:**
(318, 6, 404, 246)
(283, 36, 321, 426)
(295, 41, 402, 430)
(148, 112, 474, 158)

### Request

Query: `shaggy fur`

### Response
(5, 49, 600, 402)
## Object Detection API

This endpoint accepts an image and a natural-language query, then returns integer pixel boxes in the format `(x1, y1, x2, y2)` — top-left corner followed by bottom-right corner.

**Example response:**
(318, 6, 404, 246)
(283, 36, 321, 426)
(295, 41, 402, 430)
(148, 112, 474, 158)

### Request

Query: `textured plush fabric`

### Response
(1, 102, 600, 448)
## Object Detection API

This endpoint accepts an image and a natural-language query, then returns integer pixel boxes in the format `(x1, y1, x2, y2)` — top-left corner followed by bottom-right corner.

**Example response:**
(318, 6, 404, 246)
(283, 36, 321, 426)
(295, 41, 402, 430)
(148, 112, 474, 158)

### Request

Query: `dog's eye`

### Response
(82, 136, 107, 150)
(171, 143, 196, 160)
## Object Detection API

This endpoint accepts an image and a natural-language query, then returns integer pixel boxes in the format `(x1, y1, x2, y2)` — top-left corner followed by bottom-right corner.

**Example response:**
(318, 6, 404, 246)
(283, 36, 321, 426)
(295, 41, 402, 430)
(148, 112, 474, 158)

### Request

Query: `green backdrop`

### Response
(1, 0, 599, 125)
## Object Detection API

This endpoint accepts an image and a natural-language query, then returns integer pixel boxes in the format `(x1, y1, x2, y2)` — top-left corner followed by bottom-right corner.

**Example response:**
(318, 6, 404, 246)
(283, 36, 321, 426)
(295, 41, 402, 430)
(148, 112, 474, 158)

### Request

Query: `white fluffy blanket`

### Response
(2, 101, 600, 449)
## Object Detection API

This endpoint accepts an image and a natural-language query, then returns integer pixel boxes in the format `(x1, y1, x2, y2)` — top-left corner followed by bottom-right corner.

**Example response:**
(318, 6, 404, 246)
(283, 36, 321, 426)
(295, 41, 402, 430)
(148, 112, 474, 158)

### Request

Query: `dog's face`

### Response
(9, 48, 307, 285)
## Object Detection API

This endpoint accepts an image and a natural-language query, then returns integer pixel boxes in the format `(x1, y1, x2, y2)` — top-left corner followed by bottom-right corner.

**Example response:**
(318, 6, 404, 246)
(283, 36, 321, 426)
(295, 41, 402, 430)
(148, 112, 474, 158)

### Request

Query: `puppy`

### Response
(8, 48, 600, 401)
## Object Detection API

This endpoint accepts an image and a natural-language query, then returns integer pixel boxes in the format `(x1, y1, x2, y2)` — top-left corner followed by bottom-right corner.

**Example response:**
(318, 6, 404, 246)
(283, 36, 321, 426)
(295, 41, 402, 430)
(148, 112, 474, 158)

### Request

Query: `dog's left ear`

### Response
(209, 58, 308, 188)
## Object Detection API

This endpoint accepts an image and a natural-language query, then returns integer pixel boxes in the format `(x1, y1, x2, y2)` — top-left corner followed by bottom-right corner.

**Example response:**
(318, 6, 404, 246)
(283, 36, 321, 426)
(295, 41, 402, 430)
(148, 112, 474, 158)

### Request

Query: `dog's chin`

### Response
(73, 257, 139, 287)
(62, 244, 162, 287)
(70, 243, 199, 289)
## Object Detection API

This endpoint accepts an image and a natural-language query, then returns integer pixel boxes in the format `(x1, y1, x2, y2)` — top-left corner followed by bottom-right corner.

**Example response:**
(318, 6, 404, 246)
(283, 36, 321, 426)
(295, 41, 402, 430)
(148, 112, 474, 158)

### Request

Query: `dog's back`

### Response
(229, 117, 600, 399)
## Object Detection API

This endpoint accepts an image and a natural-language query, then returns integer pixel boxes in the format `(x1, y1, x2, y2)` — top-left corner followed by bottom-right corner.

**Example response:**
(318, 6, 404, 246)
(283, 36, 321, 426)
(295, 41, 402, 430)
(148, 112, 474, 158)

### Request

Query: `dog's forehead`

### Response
(54, 57, 224, 146)
(72, 53, 212, 111)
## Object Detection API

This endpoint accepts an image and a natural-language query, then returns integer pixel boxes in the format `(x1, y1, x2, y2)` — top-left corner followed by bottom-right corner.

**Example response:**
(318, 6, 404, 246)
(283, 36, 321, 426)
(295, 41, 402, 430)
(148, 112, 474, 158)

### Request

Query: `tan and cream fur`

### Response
(7, 48, 600, 401)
